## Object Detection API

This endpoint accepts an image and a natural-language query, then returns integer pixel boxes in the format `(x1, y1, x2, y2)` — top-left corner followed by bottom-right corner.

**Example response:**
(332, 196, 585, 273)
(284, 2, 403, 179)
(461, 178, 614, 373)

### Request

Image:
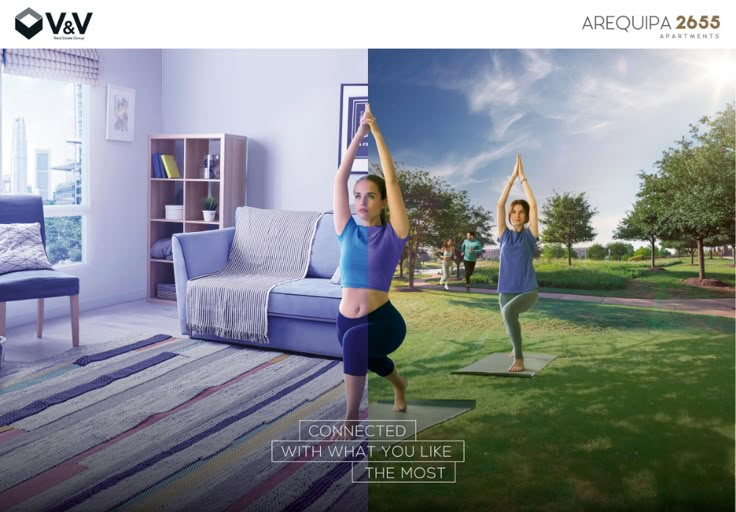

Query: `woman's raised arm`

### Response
(334, 112, 370, 235)
(366, 105, 409, 238)
(517, 154, 539, 237)
(497, 155, 520, 238)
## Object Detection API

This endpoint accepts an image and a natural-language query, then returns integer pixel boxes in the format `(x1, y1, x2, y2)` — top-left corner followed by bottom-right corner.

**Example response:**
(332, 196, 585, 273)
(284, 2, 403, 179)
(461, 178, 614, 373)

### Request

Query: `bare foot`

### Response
(392, 375, 408, 412)
(508, 358, 525, 373)
(508, 350, 515, 358)
(330, 419, 359, 441)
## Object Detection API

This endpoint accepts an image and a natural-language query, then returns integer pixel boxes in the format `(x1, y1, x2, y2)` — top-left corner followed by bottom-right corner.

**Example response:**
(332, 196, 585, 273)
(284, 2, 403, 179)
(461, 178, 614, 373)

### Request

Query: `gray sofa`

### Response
(171, 210, 342, 358)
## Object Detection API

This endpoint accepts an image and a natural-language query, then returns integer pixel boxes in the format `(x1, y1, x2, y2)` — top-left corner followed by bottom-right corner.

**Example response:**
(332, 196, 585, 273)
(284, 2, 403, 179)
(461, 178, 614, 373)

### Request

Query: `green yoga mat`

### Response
(452, 352, 557, 378)
(368, 399, 476, 441)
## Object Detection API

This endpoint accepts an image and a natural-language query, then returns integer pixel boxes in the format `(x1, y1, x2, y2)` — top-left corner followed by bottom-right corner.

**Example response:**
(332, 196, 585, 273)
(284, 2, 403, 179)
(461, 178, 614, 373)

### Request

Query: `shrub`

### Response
(587, 243, 608, 260)
(607, 242, 634, 261)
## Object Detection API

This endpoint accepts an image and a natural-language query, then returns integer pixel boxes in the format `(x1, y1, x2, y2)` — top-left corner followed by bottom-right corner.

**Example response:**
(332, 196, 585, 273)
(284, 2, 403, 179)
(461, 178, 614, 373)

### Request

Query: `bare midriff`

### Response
(339, 288, 389, 318)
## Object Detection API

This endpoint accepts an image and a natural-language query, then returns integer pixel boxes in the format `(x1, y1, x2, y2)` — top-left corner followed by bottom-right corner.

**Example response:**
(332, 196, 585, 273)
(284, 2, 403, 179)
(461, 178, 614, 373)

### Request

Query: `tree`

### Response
(606, 241, 634, 261)
(613, 173, 672, 268)
(543, 243, 565, 259)
(381, 163, 493, 288)
(651, 104, 735, 279)
(540, 191, 598, 266)
(629, 245, 668, 261)
(587, 243, 607, 260)
(392, 167, 442, 288)
(44, 216, 82, 265)
(435, 189, 494, 278)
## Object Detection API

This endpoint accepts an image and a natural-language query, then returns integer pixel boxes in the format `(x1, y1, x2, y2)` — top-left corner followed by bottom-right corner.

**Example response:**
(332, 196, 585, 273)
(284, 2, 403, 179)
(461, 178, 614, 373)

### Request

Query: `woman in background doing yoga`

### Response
(496, 154, 539, 372)
(333, 104, 410, 432)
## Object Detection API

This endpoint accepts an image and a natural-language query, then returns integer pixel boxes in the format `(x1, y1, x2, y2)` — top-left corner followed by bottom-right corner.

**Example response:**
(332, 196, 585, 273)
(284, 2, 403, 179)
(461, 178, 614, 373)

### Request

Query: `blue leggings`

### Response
(336, 301, 406, 377)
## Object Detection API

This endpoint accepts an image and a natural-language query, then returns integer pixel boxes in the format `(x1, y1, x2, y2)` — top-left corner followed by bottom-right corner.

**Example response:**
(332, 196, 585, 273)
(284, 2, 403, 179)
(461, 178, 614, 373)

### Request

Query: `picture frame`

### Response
(338, 83, 368, 174)
(105, 84, 136, 142)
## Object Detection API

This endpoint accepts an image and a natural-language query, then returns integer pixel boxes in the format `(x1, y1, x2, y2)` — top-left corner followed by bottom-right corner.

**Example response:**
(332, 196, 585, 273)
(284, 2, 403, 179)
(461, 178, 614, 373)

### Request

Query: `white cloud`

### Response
(520, 49, 555, 81)
(423, 135, 532, 188)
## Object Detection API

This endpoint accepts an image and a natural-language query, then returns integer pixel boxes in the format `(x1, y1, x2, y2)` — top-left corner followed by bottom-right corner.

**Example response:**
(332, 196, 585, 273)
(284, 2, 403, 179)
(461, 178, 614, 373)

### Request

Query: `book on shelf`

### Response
(151, 153, 165, 178)
(160, 154, 181, 178)
(156, 153, 166, 178)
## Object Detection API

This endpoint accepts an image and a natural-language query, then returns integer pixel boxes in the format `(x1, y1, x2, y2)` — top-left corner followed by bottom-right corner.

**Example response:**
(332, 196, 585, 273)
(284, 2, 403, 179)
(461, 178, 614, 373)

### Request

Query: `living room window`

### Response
(1, 50, 95, 266)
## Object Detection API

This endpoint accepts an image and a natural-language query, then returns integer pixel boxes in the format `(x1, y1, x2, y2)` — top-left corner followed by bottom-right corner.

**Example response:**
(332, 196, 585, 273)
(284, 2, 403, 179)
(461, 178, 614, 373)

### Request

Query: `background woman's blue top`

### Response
(497, 228, 538, 294)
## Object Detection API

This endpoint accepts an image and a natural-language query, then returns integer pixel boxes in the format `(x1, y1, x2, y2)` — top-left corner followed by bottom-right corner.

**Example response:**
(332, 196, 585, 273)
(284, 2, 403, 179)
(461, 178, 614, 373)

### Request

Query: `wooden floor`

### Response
(1, 300, 181, 365)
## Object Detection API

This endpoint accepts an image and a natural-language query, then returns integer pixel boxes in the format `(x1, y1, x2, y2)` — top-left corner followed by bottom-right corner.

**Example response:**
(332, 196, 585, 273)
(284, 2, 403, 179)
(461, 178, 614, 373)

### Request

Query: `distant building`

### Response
(11, 118, 28, 193)
(53, 180, 81, 205)
(484, 246, 500, 260)
(35, 149, 50, 201)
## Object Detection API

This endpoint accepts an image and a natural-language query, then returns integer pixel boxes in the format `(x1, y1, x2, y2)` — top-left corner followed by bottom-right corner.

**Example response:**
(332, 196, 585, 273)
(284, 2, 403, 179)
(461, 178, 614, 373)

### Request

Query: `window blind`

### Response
(2, 49, 99, 85)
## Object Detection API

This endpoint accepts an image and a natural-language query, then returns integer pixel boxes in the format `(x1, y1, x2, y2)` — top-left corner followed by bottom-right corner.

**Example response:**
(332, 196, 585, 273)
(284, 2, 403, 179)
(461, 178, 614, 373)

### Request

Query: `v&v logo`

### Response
(15, 7, 42, 40)
(46, 12, 93, 36)
(15, 7, 94, 40)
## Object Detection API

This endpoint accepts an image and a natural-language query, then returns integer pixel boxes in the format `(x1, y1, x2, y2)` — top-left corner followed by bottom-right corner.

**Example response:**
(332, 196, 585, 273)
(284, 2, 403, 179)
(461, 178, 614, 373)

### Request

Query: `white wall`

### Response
(162, 50, 367, 210)
(6, 49, 163, 328)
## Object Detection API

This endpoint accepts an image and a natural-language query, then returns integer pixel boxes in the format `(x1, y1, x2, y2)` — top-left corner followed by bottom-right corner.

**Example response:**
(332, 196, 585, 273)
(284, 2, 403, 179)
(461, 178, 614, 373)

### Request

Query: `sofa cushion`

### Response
(0, 269, 79, 301)
(306, 214, 340, 278)
(0, 223, 52, 275)
(269, 278, 341, 321)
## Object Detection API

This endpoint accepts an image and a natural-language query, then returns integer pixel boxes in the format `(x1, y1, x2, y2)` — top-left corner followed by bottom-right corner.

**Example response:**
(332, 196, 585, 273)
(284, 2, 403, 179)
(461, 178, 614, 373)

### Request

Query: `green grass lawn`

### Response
(368, 289, 735, 511)
(416, 258, 735, 299)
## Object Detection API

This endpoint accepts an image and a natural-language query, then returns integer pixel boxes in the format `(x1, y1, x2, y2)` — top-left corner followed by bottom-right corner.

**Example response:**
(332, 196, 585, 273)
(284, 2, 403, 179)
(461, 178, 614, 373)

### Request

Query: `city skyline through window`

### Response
(1, 73, 88, 265)
(1, 74, 87, 205)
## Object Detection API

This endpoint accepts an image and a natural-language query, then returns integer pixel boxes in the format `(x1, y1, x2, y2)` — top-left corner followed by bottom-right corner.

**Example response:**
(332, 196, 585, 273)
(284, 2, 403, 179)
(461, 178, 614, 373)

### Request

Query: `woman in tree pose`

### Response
(333, 105, 410, 435)
(496, 154, 539, 372)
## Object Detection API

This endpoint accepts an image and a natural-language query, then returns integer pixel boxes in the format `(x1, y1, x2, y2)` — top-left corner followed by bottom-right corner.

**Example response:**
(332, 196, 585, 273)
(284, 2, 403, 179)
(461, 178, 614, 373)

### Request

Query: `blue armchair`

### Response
(0, 195, 80, 347)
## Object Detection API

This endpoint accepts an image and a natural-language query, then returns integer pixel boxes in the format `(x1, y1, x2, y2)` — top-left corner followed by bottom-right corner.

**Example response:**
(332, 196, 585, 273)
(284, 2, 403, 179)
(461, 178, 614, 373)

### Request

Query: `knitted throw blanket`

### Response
(186, 207, 323, 343)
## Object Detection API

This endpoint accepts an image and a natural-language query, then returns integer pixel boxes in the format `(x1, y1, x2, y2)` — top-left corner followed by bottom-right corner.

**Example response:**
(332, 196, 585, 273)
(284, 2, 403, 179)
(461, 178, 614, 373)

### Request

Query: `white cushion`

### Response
(0, 223, 53, 275)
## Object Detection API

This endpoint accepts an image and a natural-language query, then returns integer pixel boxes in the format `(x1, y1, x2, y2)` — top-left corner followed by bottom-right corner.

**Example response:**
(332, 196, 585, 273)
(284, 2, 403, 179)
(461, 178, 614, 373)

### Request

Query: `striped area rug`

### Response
(0, 335, 367, 511)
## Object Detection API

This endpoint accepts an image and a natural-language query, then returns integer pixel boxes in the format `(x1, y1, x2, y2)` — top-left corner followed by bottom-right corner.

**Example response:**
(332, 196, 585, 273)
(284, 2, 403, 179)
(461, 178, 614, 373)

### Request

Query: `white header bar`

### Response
(0, 0, 734, 49)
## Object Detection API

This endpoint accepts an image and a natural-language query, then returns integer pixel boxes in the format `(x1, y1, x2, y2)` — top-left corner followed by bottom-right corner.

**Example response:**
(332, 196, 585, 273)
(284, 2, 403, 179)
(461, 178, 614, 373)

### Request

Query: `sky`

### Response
(368, 49, 736, 246)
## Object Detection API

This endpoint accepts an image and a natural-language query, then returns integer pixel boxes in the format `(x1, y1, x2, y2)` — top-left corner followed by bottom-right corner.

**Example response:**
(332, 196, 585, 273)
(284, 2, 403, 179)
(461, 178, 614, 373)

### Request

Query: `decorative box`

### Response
(164, 205, 183, 220)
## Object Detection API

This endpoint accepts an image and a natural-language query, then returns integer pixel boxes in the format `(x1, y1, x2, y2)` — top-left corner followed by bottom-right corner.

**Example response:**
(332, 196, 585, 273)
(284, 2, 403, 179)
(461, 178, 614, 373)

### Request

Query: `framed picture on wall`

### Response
(338, 83, 368, 174)
(105, 84, 136, 142)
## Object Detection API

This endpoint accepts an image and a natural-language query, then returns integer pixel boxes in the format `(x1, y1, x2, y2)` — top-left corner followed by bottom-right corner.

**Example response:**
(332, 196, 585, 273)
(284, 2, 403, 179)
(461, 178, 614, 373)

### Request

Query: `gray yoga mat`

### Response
(368, 399, 475, 441)
(452, 352, 557, 378)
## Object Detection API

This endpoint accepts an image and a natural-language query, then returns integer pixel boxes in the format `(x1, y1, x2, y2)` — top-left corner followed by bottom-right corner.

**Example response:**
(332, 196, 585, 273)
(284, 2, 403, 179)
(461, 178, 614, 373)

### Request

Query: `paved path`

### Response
(409, 279, 735, 319)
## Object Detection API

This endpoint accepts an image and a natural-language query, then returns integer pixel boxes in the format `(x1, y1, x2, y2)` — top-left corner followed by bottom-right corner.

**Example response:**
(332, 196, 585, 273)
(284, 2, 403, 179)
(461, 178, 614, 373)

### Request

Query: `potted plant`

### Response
(202, 195, 218, 222)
